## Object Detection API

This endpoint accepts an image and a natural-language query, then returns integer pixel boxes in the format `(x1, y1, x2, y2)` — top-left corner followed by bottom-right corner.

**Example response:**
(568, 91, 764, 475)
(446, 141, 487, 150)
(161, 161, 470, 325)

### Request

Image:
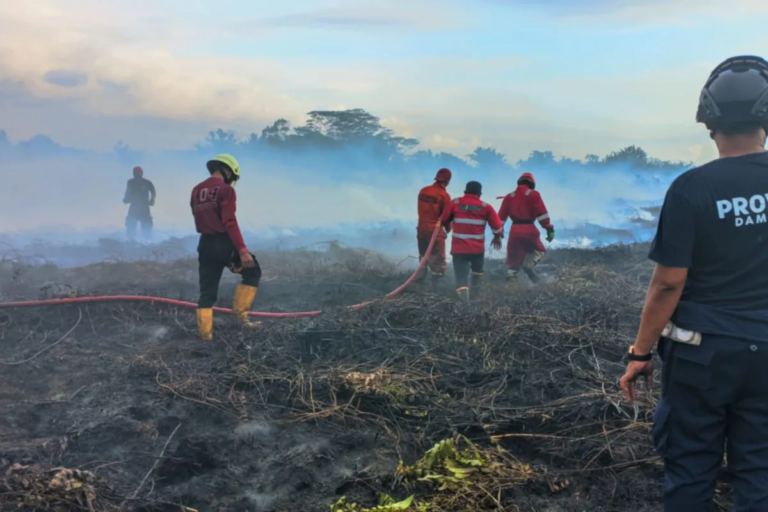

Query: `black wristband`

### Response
(627, 347, 652, 362)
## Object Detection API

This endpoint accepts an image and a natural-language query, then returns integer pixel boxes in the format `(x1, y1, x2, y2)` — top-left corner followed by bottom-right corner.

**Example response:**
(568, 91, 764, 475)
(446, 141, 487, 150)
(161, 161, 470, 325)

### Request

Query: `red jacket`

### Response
(190, 177, 247, 253)
(417, 182, 451, 239)
(442, 194, 503, 254)
(498, 185, 553, 231)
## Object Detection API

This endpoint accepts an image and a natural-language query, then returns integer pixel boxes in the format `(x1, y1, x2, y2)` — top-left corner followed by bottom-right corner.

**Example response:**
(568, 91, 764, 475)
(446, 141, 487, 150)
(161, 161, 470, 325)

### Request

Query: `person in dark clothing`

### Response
(190, 153, 261, 341)
(620, 55, 768, 511)
(123, 166, 156, 240)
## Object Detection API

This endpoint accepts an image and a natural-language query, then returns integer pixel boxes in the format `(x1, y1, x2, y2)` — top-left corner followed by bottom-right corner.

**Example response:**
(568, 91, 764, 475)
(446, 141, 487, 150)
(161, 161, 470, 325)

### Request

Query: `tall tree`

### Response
(467, 146, 510, 170)
(409, 150, 471, 173)
(196, 129, 239, 153)
(377, 128, 419, 154)
(516, 150, 556, 168)
(304, 109, 385, 141)
(603, 145, 650, 167)
(584, 154, 600, 165)
(260, 119, 292, 142)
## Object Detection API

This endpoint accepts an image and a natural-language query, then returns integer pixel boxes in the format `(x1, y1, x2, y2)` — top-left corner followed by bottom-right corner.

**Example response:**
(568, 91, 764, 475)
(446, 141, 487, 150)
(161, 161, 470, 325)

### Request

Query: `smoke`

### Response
(1, 155, 425, 232)
(0, 135, 687, 267)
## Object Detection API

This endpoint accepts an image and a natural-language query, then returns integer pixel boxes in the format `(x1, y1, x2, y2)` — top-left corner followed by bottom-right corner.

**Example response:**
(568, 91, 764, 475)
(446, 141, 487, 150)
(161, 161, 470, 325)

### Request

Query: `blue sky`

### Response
(1, 0, 767, 164)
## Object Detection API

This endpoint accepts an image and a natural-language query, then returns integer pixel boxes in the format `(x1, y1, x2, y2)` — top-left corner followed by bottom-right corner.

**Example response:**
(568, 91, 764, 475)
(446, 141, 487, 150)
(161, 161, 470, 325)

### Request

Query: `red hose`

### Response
(0, 222, 442, 319)
(0, 295, 322, 318)
(348, 220, 441, 310)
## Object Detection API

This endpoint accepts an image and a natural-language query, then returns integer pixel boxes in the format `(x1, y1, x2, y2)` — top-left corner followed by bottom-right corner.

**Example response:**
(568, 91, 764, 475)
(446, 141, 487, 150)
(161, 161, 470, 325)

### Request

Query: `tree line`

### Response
(197, 109, 691, 173)
(0, 108, 693, 172)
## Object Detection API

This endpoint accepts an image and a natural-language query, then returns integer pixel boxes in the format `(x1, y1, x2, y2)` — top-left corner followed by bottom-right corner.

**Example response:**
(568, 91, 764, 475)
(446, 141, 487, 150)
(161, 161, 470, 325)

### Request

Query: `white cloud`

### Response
(684, 144, 706, 162)
(504, 0, 768, 26)
(230, 6, 461, 32)
(428, 134, 463, 149)
(0, 1, 514, 138)
(0, 0, 762, 165)
(0, 0, 543, 156)
(0, 1, 306, 123)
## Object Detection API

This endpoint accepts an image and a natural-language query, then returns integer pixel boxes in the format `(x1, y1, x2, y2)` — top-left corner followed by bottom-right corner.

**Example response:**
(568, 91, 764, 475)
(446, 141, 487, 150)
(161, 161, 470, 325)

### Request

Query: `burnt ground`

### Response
(0, 243, 733, 511)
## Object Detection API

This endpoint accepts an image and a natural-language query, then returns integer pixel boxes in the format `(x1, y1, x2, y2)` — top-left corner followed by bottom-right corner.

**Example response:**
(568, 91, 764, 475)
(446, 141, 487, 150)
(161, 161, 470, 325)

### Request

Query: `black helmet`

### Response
(696, 55, 768, 131)
(465, 181, 482, 195)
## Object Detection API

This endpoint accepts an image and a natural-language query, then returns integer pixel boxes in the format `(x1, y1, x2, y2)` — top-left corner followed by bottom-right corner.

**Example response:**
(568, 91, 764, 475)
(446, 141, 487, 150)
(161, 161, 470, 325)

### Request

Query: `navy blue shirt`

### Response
(649, 151, 768, 342)
(124, 177, 156, 206)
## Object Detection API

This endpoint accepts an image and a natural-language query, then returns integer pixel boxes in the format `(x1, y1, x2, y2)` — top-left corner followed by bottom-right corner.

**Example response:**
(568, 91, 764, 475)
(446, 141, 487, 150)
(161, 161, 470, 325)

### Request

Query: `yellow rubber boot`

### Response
(196, 308, 213, 341)
(232, 284, 261, 328)
(456, 286, 470, 305)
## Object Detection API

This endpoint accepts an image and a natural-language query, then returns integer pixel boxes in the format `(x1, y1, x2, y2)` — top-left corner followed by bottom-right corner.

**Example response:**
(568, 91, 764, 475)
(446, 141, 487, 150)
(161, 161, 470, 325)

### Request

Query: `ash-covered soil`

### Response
(0, 242, 733, 511)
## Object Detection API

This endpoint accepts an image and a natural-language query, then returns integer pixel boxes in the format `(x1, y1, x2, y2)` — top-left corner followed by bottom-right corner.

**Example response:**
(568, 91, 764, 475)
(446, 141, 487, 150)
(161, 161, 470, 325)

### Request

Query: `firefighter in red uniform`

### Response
(190, 154, 261, 341)
(442, 181, 503, 304)
(417, 168, 452, 285)
(498, 172, 555, 283)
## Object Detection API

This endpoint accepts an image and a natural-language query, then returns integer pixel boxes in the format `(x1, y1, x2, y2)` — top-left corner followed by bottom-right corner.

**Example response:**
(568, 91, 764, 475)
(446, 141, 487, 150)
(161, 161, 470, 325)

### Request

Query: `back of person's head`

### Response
(713, 122, 765, 137)
(696, 55, 768, 148)
(206, 154, 241, 185)
(517, 172, 536, 190)
(435, 168, 452, 184)
(465, 181, 482, 196)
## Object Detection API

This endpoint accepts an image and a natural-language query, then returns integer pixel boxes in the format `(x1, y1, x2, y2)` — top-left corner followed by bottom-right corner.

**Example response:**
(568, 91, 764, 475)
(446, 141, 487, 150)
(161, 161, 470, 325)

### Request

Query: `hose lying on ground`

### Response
(0, 222, 442, 319)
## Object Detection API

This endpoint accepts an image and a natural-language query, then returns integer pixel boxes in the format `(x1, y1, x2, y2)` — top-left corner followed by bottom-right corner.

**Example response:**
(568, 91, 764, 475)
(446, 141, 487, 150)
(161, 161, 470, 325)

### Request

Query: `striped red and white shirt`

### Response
(441, 193, 503, 254)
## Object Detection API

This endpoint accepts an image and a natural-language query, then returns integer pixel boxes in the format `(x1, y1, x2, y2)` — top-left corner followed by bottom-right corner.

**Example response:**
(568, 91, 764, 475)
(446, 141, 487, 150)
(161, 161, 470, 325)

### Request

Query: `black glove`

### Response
(229, 252, 256, 273)
(546, 227, 555, 243)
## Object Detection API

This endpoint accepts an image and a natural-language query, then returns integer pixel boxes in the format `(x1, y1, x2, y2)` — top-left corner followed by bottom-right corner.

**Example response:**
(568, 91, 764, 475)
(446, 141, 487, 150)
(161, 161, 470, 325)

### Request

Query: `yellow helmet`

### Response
(206, 154, 241, 180)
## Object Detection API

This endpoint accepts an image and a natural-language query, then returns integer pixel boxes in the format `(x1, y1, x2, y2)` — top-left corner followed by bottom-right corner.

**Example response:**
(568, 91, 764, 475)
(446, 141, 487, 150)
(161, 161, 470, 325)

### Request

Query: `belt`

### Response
(662, 321, 701, 346)
(511, 220, 534, 224)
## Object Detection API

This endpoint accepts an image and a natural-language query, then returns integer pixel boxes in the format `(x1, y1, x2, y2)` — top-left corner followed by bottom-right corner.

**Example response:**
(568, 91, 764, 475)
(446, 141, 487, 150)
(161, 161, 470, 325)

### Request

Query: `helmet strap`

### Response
(214, 165, 236, 185)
